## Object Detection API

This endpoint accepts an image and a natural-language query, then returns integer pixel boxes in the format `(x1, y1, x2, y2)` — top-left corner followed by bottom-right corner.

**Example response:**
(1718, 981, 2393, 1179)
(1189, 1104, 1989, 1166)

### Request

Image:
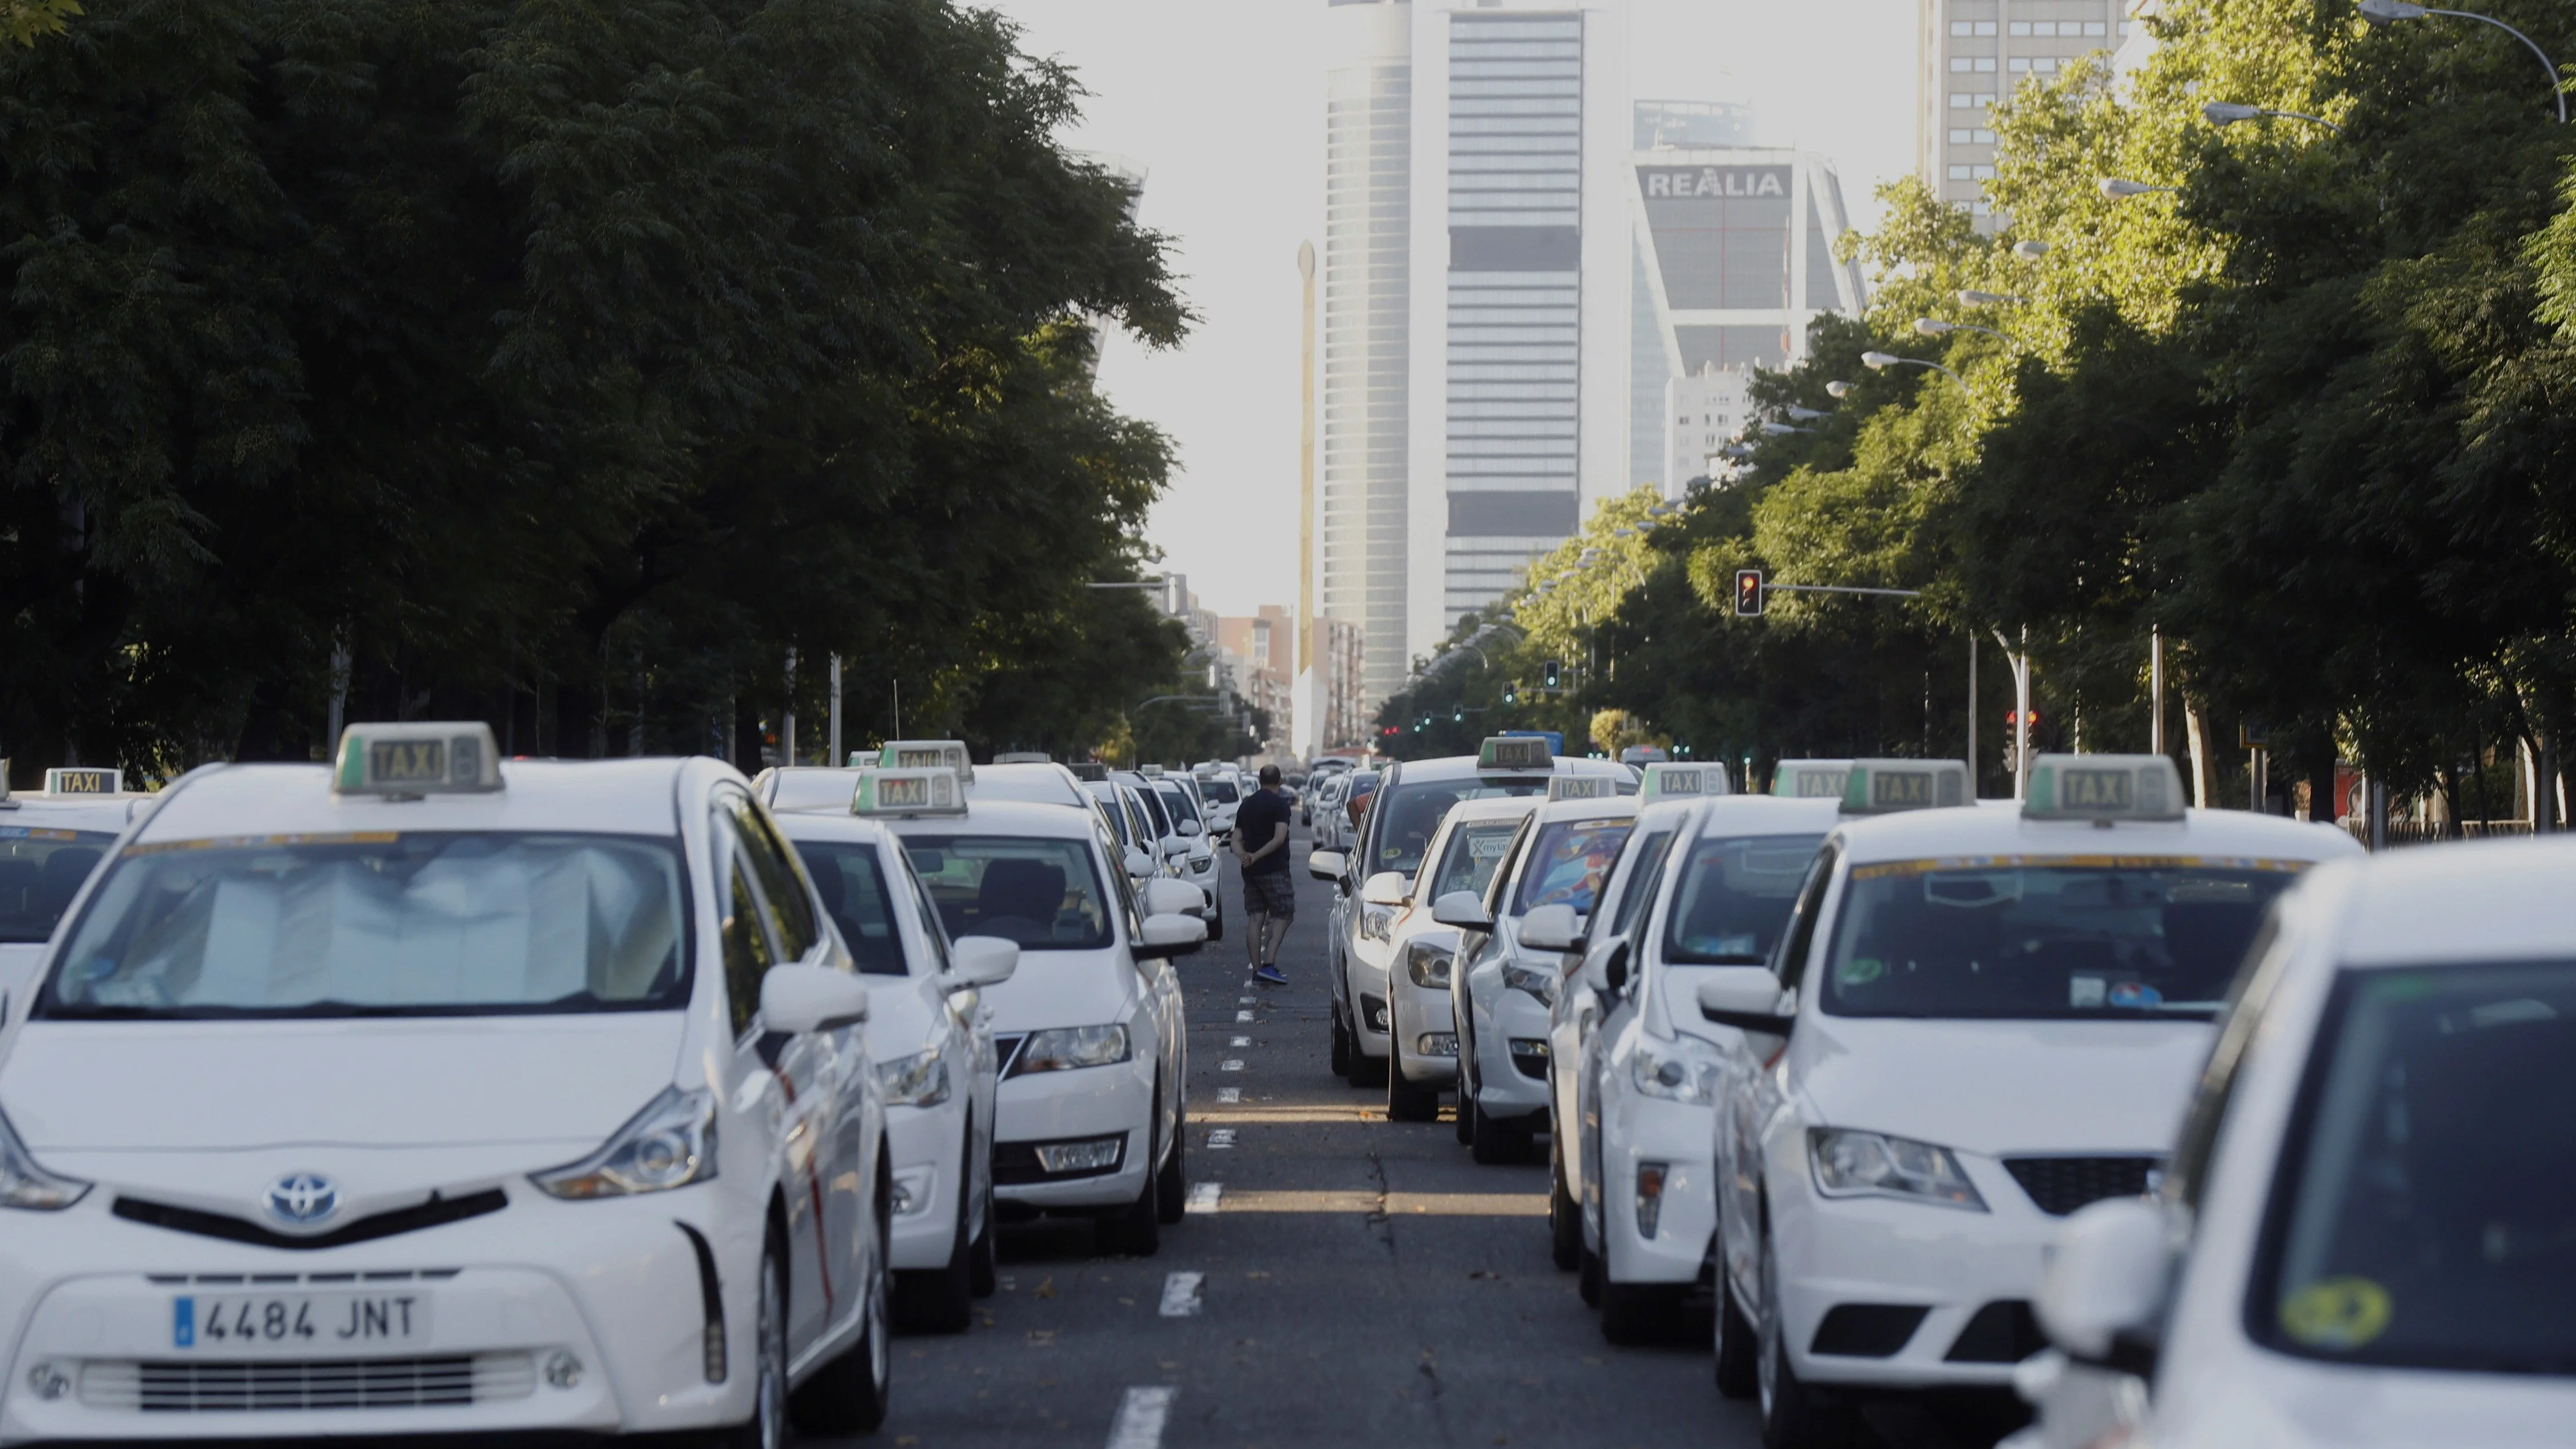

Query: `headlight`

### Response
(1014, 1024, 1132, 1075)
(1405, 938, 1454, 988)
(1503, 958, 1559, 1007)
(1630, 1039, 1721, 1104)
(1808, 1128, 1988, 1211)
(0, 1108, 89, 1211)
(531, 1087, 718, 1199)
(1360, 903, 1397, 943)
(877, 1049, 952, 1108)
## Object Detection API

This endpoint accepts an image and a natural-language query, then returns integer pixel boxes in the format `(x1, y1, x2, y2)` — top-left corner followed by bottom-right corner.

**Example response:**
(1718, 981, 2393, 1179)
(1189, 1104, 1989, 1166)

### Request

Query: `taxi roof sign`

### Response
(2024, 754, 2184, 823)
(333, 722, 501, 796)
(1770, 760, 1854, 800)
(44, 767, 124, 796)
(1478, 736, 1554, 773)
(1639, 762, 1726, 804)
(1546, 775, 1615, 802)
(993, 751, 1051, 765)
(851, 767, 966, 818)
(877, 740, 973, 783)
(1839, 759, 1969, 815)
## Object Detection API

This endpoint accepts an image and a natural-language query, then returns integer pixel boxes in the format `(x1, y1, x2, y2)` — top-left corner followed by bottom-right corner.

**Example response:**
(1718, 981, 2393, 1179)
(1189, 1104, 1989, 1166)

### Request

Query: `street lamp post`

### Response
(2358, 0, 2567, 124)
(1993, 627, 2036, 799)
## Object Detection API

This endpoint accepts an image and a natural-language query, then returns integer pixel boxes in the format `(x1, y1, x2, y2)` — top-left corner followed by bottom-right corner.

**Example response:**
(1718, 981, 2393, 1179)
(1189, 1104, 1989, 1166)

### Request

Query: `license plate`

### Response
(172, 1293, 431, 1353)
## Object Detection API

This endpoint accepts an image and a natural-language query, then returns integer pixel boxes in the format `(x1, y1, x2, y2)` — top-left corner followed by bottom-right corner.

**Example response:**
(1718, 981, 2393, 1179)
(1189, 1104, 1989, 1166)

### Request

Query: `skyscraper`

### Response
(1918, 0, 2136, 229)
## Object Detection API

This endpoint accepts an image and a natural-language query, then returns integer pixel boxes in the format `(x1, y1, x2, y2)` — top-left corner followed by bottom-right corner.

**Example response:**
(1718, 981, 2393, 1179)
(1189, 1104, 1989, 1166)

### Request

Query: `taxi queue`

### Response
(1309, 737, 2576, 1449)
(0, 727, 1220, 1447)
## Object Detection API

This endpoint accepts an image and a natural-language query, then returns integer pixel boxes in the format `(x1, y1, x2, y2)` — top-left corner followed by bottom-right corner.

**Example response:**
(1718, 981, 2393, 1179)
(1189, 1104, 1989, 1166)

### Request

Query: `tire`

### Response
(1155, 1093, 1188, 1225)
(1386, 1057, 1440, 1123)
(1714, 1262, 1759, 1399)
(1096, 1113, 1163, 1257)
(1469, 1091, 1528, 1164)
(1208, 908, 1223, 942)
(718, 1239, 789, 1449)
(1599, 1276, 1679, 1345)
(1548, 1141, 1582, 1272)
(1578, 1240, 1603, 1308)
(1329, 1010, 1352, 1077)
(1348, 1045, 1387, 1089)
(895, 1139, 975, 1333)
(969, 1185, 998, 1298)
(787, 1179, 894, 1436)
(1757, 1220, 1861, 1448)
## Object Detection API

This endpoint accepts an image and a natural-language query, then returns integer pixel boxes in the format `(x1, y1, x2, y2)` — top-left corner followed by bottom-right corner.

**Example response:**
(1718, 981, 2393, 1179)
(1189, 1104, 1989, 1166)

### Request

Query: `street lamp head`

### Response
(1717, 443, 1757, 459)
(1759, 421, 1809, 436)
(2099, 176, 2170, 198)
(1862, 351, 1901, 370)
(1784, 404, 1828, 420)
(2356, 0, 2425, 24)
(1825, 380, 1855, 398)
(1957, 289, 2024, 307)
(1914, 317, 1956, 336)
(2013, 239, 2050, 260)
(1613, 526, 1638, 538)
(2201, 101, 2266, 125)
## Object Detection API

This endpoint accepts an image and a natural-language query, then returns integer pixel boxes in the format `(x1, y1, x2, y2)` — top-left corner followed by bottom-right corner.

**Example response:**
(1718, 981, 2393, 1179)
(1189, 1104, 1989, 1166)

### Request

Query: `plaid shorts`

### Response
(1243, 870, 1296, 919)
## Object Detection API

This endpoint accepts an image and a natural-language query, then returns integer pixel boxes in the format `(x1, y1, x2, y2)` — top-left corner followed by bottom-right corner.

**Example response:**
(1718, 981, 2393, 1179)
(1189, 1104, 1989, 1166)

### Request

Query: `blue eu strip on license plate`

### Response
(173, 1297, 196, 1348)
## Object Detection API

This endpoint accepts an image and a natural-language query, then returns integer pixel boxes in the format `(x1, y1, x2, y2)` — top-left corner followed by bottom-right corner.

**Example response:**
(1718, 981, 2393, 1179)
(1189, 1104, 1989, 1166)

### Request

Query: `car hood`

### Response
(981, 949, 1137, 1036)
(1792, 1014, 2214, 1156)
(0, 1013, 686, 1154)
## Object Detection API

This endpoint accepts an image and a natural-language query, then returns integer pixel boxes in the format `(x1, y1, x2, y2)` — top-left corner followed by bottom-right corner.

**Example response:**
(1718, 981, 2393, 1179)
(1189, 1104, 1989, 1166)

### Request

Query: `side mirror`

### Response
(1430, 890, 1493, 930)
(1124, 848, 1156, 880)
(2036, 1197, 2171, 1374)
(1144, 877, 1206, 917)
(1696, 968, 1794, 1033)
(1161, 836, 1192, 858)
(1306, 850, 1347, 882)
(1578, 938, 1621, 993)
(1601, 941, 1631, 994)
(945, 935, 1020, 989)
(760, 964, 870, 1035)
(1176, 818, 1204, 837)
(1361, 871, 1409, 907)
(1518, 903, 1582, 953)
(1133, 912, 1208, 960)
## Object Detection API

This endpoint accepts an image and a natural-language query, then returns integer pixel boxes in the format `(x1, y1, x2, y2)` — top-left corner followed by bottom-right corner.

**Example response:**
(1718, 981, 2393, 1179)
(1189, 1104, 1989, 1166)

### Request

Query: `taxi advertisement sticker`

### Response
(1848, 855, 2318, 882)
(124, 831, 402, 857)
(2279, 1277, 2393, 1351)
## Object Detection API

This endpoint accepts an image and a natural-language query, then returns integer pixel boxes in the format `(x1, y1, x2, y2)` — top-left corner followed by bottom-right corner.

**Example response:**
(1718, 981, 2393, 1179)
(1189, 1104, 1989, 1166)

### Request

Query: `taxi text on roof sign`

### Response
(332, 722, 502, 796)
(851, 767, 966, 818)
(878, 740, 973, 782)
(1639, 762, 1725, 804)
(1770, 760, 1853, 800)
(2023, 754, 2186, 823)
(1478, 736, 1553, 773)
(44, 767, 123, 795)
(1546, 775, 1615, 802)
(993, 751, 1050, 765)
(1839, 759, 1969, 815)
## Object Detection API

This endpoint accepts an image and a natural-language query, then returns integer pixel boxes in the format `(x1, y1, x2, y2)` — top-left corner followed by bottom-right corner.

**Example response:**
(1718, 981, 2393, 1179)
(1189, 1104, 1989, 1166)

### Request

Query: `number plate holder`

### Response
(171, 1292, 433, 1353)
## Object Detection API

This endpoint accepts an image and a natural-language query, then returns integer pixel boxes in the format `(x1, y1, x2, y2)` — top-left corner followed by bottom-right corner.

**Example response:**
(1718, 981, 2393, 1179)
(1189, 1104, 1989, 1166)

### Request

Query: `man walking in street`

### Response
(1234, 764, 1295, 985)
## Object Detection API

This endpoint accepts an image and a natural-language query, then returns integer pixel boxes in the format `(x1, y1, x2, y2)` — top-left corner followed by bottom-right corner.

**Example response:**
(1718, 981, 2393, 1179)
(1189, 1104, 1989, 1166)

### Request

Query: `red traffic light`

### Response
(2005, 709, 2045, 730)
(1733, 568, 1765, 617)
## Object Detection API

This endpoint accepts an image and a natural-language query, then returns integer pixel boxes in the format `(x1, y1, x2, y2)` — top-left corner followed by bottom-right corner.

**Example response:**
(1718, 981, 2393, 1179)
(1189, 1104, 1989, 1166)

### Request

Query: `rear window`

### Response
(790, 840, 910, 976)
(1514, 819, 1633, 916)
(1370, 776, 1546, 877)
(1199, 779, 1240, 804)
(1661, 834, 1825, 965)
(0, 826, 117, 943)
(902, 835, 1109, 950)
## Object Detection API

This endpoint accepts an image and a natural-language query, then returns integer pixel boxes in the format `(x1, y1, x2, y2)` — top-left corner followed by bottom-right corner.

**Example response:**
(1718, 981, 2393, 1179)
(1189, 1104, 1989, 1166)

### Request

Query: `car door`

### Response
(1454, 816, 1535, 1071)
(1718, 841, 1837, 1310)
(1559, 823, 1678, 1211)
(1580, 840, 1674, 1249)
(900, 848, 996, 1227)
(717, 792, 866, 1356)
(1108, 832, 1183, 1138)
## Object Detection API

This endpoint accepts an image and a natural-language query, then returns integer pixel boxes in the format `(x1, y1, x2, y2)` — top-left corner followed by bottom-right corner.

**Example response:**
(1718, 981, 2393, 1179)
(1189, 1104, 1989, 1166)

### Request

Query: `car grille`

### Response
(112, 1190, 507, 1251)
(78, 1353, 534, 1412)
(2001, 1156, 2160, 1216)
(1945, 1300, 2046, 1363)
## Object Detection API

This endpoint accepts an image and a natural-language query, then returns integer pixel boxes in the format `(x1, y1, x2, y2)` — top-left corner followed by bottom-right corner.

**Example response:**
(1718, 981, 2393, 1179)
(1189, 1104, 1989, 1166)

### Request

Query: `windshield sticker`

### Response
(1838, 956, 1886, 987)
(0, 828, 84, 842)
(124, 832, 402, 857)
(2105, 981, 2163, 1009)
(2070, 976, 2107, 1009)
(2279, 1277, 2392, 1351)
(1849, 854, 2316, 881)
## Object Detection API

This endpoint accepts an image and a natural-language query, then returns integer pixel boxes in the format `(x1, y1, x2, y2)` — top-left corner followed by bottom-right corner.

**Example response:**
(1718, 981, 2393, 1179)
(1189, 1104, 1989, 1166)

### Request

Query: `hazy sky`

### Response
(980, 0, 1917, 618)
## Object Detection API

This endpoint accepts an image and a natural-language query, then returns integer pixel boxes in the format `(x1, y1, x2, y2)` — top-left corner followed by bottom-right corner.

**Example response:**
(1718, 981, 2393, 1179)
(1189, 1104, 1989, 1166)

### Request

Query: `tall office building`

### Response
(1917, 0, 2136, 228)
(1407, 0, 1630, 646)
(1321, 1, 1414, 709)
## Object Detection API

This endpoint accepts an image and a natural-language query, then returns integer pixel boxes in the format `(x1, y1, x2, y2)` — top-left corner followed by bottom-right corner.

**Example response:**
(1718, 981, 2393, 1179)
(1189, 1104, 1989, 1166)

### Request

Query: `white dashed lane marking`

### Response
(1216, 1087, 1242, 1103)
(1235, 1010, 1254, 1022)
(1105, 1385, 1178, 1449)
(1158, 1271, 1205, 1317)
(1205, 1129, 1236, 1150)
(1185, 1182, 1223, 1214)
(1238, 996, 1255, 1005)
(1229, 1036, 1251, 1047)
(1220, 1059, 1244, 1072)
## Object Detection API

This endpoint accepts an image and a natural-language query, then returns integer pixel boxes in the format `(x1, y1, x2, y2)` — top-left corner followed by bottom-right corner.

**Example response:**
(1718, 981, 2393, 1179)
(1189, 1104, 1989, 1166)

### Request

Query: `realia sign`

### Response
(1639, 165, 1790, 199)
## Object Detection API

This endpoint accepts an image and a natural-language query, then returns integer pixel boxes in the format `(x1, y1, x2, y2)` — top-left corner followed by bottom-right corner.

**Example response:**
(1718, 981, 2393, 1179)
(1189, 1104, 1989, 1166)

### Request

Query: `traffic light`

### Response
(1503, 685, 1518, 705)
(1452, 708, 1463, 723)
(2006, 708, 2045, 733)
(1734, 568, 1765, 617)
(1542, 660, 1562, 690)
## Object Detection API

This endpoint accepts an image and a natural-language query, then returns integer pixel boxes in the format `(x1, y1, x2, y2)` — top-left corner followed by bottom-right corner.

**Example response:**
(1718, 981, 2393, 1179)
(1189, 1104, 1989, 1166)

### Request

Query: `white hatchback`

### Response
(1703, 757, 2363, 1446)
(0, 780, 150, 1016)
(0, 725, 895, 1446)
(1378, 795, 1539, 1122)
(2016, 835, 2576, 1449)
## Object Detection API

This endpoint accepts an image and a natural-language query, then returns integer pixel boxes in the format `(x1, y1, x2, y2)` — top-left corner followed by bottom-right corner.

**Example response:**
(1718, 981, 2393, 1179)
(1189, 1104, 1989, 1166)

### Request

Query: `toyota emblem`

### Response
(265, 1172, 341, 1226)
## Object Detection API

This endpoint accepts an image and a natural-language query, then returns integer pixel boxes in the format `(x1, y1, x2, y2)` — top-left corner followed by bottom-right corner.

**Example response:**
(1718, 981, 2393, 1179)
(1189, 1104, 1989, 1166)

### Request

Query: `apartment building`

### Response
(1918, 0, 2138, 227)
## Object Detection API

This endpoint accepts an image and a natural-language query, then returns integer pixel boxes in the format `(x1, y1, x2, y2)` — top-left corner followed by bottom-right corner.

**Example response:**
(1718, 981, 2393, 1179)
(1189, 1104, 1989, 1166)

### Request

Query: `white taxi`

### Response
(1307, 739, 1627, 1090)
(1581, 789, 1839, 1343)
(1447, 777, 1637, 1164)
(1703, 757, 2362, 1446)
(1378, 795, 1540, 1122)
(869, 779, 1204, 1257)
(0, 724, 894, 1446)
(761, 774, 1018, 1333)
(0, 771, 152, 1016)
(2016, 835, 2576, 1449)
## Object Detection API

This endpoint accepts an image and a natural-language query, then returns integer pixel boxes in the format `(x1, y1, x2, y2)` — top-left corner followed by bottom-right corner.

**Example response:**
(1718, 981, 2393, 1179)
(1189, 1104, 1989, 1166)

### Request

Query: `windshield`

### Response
(1199, 778, 1240, 805)
(1370, 776, 1547, 878)
(1131, 784, 1172, 837)
(0, 827, 118, 944)
(1821, 858, 2300, 1019)
(902, 835, 1109, 950)
(2255, 960, 2576, 1376)
(1514, 819, 1633, 916)
(790, 840, 910, 976)
(1662, 834, 1826, 965)
(1156, 784, 1200, 826)
(1425, 820, 1523, 902)
(1603, 829, 1679, 940)
(41, 832, 687, 1018)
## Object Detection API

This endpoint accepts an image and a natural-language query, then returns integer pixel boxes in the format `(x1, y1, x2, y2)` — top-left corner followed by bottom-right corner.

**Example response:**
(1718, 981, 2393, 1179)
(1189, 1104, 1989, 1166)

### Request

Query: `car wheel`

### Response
(969, 1175, 998, 1298)
(1155, 1091, 1188, 1225)
(787, 1172, 894, 1435)
(1386, 1056, 1440, 1123)
(1329, 1009, 1352, 1077)
(1714, 1258, 1759, 1399)
(1578, 1239, 1603, 1308)
(1468, 1090, 1527, 1165)
(1757, 1218, 1859, 1448)
(895, 1139, 975, 1333)
(1208, 907, 1224, 942)
(719, 1237, 789, 1449)
(1453, 1067, 1475, 1145)
(1096, 1113, 1163, 1257)
(1548, 1139, 1582, 1272)
(1599, 1274, 1678, 1345)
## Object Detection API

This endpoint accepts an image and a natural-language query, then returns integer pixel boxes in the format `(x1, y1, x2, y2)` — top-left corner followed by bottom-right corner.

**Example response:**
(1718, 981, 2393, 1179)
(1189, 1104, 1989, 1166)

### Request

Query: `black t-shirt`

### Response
(1234, 788, 1294, 875)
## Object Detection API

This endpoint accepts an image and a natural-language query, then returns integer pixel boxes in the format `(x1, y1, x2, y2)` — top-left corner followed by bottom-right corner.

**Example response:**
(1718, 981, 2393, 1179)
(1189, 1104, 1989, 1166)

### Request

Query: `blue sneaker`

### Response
(1254, 965, 1288, 986)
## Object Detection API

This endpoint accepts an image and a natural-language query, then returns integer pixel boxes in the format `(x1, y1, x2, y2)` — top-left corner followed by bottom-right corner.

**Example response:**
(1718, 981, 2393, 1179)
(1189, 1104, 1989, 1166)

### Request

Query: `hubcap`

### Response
(756, 1257, 785, 1449)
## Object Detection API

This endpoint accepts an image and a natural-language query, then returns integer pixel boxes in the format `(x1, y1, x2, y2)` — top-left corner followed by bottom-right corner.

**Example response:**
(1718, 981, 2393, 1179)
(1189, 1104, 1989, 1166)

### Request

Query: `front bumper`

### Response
(991, 1056, 1153, 1212)
(1388, 969, 1458, 1085)
(1464, 966, 1552, 1121)
(1341, 935, 1393, 1060)
(885, 1100, 965, 1271)
(1598, 1091, 1717, 1286)
(0, 1186, 753, 1443)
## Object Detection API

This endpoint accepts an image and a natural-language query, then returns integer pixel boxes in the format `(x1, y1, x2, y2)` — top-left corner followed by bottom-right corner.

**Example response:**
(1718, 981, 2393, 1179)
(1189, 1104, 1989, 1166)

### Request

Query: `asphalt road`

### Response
(860, 822, 2029, 1449)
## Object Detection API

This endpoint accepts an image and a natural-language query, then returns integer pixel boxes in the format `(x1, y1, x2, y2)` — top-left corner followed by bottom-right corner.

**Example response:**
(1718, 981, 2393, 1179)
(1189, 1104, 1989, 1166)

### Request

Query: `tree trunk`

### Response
(2184, 695, 2215, 808)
